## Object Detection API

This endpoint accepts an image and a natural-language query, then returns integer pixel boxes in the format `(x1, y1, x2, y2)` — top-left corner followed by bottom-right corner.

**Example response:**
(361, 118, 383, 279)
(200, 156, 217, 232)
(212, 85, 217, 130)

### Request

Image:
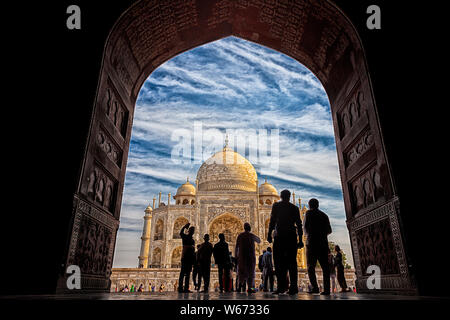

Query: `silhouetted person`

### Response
(230, 252, 238, 291)
(258, 250, 266, 285)
(268, 189, 303, 295)
(303, 198, 332, 295)
(192, 244, 201, 290)
(328, 248, 336, 293)
(213, 233, 231, 292)
(235, 222, 261, 294)
(178, 223, 195, 293)
(262, 247, 274, 292)
(334, 245, 349, 292)
(258, 250, 266, 272)
(197, 234, 214, 292)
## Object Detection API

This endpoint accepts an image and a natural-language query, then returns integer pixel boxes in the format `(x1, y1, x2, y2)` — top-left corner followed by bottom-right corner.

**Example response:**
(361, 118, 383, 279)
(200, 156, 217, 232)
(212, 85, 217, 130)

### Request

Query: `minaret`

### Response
(292, 191, 296, 205)
(158, 191, 162, 207)
(168, 192, 171, 206)
(138, 204, 153, 268)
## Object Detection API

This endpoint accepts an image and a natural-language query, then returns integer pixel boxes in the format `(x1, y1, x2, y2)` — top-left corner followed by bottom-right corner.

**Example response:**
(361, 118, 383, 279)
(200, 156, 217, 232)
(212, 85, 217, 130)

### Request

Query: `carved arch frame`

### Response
(62, 0, 416, 294)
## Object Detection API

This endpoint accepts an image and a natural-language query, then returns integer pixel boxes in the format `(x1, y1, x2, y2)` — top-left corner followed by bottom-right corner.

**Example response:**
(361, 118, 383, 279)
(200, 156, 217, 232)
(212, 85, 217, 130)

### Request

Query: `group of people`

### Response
(329, 245, 350, 293)
(177, 189, 349, 295)
(119, 283, 164, 292)
(177, 221, 261, 293)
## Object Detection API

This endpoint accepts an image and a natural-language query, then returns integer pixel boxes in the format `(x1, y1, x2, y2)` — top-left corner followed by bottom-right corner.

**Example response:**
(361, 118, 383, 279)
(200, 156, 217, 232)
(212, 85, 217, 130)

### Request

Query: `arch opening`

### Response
(209, 214, 244, 256)
(68, 0, 414, 295)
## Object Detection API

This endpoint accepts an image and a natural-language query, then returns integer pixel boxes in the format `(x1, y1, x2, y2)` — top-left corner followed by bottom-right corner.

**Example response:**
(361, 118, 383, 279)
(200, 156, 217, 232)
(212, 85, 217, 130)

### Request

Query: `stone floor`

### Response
(0, 291, 444, 301)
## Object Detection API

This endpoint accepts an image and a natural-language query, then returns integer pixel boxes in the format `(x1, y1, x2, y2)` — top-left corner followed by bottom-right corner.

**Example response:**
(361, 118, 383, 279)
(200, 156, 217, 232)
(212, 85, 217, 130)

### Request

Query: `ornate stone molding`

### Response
(348, 197, 396, 231)
(344, 129, 374, 167)
(349, 163, 387, 216)
(207, 205, 247, 222)
(388, 199, 410, 281)
(104, 80, 129, 137)
(96, 126, 123, 168)
(348, 197, 415, 291)
(77, 196, 120, 230)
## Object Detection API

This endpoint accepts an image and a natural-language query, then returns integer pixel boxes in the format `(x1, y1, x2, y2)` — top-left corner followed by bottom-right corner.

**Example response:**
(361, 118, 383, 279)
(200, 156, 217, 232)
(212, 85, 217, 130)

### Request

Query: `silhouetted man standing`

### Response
(192, 244, 201, 290)
(304, 198, 332, 295)
(178, 223, 195, 293)
(197, 234, 214, 292)
(213, 233, 231, 292)
(262, 247, 274, 292)
(236, 222, 261, 294)
(268, 189, 303, 295)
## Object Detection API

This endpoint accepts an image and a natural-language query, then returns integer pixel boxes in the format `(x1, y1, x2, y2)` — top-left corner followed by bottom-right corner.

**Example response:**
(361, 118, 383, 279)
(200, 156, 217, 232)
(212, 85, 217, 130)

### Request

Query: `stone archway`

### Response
(209, 214, 244, 256)
(150, 247, 162, 268)
(154, 219, 164, 241)
(172, 217, 189, 239)
(63, 0, 415, 294)
(171, 246, 183, 268)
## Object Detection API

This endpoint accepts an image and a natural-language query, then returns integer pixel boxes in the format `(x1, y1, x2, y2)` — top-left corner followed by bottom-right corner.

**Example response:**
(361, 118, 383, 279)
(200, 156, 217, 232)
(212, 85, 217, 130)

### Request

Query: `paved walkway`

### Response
(1, 291, 443, 301)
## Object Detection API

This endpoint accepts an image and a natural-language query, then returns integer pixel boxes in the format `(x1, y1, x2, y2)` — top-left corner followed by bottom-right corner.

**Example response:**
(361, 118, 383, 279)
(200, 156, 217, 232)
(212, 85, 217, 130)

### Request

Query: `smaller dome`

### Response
(144, 205, 153, 213)
(259, 179, 278, 196)
(175, 178, 196, 197)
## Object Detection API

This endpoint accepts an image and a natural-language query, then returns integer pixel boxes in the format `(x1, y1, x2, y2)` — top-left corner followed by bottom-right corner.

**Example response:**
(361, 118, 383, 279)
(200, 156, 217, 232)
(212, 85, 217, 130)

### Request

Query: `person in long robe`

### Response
(235, 222, 261, 294)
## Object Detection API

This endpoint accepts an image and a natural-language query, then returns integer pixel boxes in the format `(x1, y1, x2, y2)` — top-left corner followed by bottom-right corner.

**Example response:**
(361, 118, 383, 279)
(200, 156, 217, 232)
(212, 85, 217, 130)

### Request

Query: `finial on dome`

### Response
(186, 177, 189, 182)
(264, 178, 268, 183)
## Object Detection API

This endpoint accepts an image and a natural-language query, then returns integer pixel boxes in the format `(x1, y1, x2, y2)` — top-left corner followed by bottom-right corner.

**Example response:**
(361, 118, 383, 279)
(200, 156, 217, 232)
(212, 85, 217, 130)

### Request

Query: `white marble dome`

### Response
(196, 145, 257, 192)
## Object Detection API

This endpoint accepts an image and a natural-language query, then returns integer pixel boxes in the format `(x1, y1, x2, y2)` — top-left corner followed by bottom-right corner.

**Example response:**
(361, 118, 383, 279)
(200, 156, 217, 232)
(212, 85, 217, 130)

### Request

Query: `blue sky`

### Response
(112, 36, 352, 268)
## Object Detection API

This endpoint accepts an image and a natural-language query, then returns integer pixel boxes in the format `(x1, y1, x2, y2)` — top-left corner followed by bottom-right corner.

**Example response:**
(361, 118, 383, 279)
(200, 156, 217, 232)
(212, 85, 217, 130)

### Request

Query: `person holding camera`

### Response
(177, 222, 196, 293)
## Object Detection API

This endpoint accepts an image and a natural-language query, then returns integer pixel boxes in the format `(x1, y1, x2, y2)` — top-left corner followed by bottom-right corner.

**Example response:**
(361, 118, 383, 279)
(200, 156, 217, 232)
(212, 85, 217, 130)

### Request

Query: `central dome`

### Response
(196, 145, 257, 192)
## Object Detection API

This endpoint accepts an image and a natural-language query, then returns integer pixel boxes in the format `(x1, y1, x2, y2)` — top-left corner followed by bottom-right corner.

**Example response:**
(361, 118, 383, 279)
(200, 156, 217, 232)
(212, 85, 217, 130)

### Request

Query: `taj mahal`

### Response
(110, 141, 355, 292)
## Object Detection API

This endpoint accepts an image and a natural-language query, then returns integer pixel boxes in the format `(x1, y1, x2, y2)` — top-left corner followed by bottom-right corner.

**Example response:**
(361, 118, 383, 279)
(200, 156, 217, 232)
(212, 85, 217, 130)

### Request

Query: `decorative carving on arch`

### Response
(355, 218, 399, 275)
(150, 247, 162, 268)
(73, 215, 113, 276)
(171, 246, 183, 268)
(350, 165, 386, 215)
(86, 164, 117, 214)
(338, 89, 366, 139)
(207, 205, 247, 223)
(172, 216, 189, 239)
(344, 129, 374, 167)
(96, 126, 123, 167)
(104, 84, 129, 138)
(154, 218, 164, 241)
(208, 214, 244, 250)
